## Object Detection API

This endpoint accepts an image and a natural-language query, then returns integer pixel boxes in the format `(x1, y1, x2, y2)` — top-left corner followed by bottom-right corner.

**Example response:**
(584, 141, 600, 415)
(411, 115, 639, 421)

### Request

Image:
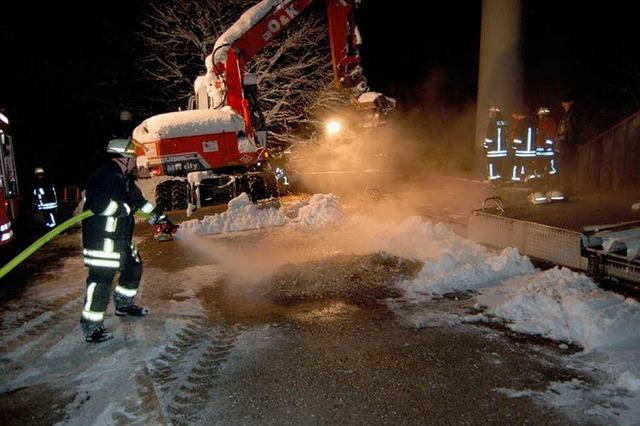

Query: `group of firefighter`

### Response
(483, 105, 566, 203)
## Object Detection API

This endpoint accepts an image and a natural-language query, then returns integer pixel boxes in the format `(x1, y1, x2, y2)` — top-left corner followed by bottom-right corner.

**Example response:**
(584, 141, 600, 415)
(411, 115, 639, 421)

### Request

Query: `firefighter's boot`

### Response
(81, 319, 113, 343)
(114, 293, 149, 317)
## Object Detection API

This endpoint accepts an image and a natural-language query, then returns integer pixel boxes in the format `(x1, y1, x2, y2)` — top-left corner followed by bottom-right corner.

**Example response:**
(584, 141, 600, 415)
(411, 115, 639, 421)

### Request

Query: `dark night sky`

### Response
(1, 1, 639, 188)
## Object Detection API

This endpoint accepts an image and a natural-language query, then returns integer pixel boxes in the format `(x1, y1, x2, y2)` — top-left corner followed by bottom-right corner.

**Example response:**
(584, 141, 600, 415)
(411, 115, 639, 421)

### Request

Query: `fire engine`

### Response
(132, 0, 394, 212)
(0, 112, 20, 246)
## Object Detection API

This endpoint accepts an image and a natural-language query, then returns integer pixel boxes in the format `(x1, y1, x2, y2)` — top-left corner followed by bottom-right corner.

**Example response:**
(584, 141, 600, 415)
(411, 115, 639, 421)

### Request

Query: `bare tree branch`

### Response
(137, 0, 350, 152)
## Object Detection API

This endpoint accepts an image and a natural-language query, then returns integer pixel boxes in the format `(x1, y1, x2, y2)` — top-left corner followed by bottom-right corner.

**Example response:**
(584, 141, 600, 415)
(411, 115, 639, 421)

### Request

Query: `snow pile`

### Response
(132, 107, 244, 143)
(475, 267, 640, 351)
(287, 194, 344, 226)
(179, 193, 286, 235)
(179, 193, 344, 235)
(387, 218, 534, 297)
(617, 371, 640, 393)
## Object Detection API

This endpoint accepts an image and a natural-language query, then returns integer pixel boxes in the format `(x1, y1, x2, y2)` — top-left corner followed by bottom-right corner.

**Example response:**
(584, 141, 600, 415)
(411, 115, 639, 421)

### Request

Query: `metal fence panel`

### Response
(468, 211, 583, 268)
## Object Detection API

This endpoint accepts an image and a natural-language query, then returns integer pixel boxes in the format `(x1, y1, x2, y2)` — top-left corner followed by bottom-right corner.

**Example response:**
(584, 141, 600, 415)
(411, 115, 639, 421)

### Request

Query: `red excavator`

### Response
(0, 112, 20, 246)
(132, 0, 394, 212)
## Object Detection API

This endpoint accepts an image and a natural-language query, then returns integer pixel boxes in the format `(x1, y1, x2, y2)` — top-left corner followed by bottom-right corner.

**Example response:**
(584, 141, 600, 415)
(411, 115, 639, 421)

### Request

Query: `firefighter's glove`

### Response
(147, 209, 167, 225)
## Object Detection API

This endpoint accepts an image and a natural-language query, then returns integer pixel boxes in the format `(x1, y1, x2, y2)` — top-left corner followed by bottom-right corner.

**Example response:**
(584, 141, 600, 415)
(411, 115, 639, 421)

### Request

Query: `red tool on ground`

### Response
(154, 219, 179, 242)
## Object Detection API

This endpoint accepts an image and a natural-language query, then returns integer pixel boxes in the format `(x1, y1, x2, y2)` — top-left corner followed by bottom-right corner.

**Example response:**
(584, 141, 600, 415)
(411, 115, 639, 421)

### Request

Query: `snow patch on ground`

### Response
(179, 193, 343, 236)
(286, 193, 344, 226)
(378, 216, 640, 423)
(475, 267, 640, 352)
(380, 217, 535, 298)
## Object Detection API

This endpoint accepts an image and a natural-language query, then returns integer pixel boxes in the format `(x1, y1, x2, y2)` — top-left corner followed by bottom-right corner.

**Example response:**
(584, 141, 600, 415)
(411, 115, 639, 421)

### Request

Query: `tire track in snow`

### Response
(165, 322, 244, 425)
(0, 289, 85, 359)
(112, 314, 210, 425)
(112, 321, 245, 425)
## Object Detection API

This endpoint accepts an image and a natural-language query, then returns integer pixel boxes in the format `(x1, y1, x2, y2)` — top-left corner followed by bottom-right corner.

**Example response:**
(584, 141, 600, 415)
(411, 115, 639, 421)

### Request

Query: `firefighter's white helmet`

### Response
(537, 106, 551, 116)
(106, 138, 136, 157)
(34, 167, 45, 175)
(489, 106, 501, 114)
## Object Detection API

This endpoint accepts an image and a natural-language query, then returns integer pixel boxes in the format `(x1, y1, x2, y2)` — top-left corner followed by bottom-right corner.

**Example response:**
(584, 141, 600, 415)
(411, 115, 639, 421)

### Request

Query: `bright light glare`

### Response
(325, 119, 343, 137)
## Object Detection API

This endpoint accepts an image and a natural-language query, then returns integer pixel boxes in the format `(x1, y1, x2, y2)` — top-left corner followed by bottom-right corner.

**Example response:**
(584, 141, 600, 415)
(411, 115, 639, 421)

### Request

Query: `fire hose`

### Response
(0, 210, 177, 280)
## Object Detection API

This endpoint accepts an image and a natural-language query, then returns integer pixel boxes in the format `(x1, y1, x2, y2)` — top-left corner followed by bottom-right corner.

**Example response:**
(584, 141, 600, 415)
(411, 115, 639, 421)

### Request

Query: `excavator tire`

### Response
(155, 181, 173, 212)
(236, 175, 250, 198)
(171, 181, 189, 210)
(262, 170, 279, 199)
(248, 174, 268, 202)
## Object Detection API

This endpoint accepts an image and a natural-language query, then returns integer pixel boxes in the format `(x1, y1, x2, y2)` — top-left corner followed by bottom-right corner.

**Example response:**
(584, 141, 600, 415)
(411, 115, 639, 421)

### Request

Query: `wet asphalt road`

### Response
(0, 181, 586, 425)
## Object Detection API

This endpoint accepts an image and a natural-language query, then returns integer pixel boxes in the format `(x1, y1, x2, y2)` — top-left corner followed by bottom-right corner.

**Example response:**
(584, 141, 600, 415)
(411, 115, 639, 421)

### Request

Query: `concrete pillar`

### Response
(475, 0, 523, 175)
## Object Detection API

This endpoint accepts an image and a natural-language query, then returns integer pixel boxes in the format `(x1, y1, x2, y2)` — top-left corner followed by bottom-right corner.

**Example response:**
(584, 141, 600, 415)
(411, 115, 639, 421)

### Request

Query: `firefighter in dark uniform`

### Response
(80, 139, 171, 343)
(33, 167, 58, 229)
(510, 112, 537, 183)
(534, 107, 558, 178)
(483, 106, 509, 183)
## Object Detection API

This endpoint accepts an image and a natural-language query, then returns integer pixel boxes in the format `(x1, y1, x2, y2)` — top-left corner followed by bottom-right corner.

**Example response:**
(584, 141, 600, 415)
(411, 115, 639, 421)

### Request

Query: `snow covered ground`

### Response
(2, 188, 640, 424)
(181, 194, 640, 424)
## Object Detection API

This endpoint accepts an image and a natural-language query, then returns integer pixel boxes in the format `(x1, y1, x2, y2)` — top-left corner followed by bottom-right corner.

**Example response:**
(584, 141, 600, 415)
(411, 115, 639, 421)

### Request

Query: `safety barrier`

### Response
(574, 110, 640, 193)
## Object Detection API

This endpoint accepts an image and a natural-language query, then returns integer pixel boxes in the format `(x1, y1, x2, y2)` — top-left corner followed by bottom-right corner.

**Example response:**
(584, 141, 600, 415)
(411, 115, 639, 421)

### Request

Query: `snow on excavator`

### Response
(132, 0, 394, 213)
(0, 112, 20, 246)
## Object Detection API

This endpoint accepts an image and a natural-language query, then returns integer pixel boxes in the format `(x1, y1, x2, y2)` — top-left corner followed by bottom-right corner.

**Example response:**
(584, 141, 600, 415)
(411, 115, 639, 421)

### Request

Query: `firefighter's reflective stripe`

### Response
(131, 243, 141, 263)
(123, 203, 131, 215)
(102, 200, 119, 216)
(511, 165, 521, 181)
(36, 201, 58, 210)
(486, 150, 508, 158)
(84, 282, 97, 312)
(81, 310, 104, 322)
(83, 249, 121, 260)
(83, 238, 121, 267)
(84, 258, 120, 268)
(488, 163, 501, 180)
(104, 238, 115, 253)
(141, 202, 154, 214)
(46, 214, 56, 228)
(496, 128, 505, 151)
(114, 285, 137, 297)
(105, 217, 118, 233)
(1, 230, 13, 242)
(515, 128, 536, 157)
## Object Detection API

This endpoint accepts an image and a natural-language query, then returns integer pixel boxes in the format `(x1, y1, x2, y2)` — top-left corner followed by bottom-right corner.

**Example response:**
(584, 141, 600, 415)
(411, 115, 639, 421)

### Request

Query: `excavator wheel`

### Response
(262, 170, 279, 199)
(236, 175, 251, 198)
(171, 181, 189, 210)
(248, 174, 268, 202)
(155, 181, 173, 212)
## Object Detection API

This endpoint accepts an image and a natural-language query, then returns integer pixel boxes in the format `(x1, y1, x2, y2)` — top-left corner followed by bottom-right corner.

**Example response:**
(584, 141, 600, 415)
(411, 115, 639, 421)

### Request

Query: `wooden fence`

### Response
(574, 110, 640, 193)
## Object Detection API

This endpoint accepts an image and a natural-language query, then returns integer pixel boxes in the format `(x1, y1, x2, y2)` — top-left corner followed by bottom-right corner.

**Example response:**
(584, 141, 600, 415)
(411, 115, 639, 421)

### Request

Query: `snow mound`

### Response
(179, 193, 286, 235)
(178, 193, 344, 235)
(392, 217, 535, 297)
(617, 371, 640, 393)
(475, 267, 640, 351)
(288, 194, 344, 226)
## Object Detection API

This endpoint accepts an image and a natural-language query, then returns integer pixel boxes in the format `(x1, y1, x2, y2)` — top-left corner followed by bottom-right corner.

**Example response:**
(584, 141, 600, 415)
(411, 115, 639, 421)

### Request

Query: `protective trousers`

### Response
(80, 245, 142, 336)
